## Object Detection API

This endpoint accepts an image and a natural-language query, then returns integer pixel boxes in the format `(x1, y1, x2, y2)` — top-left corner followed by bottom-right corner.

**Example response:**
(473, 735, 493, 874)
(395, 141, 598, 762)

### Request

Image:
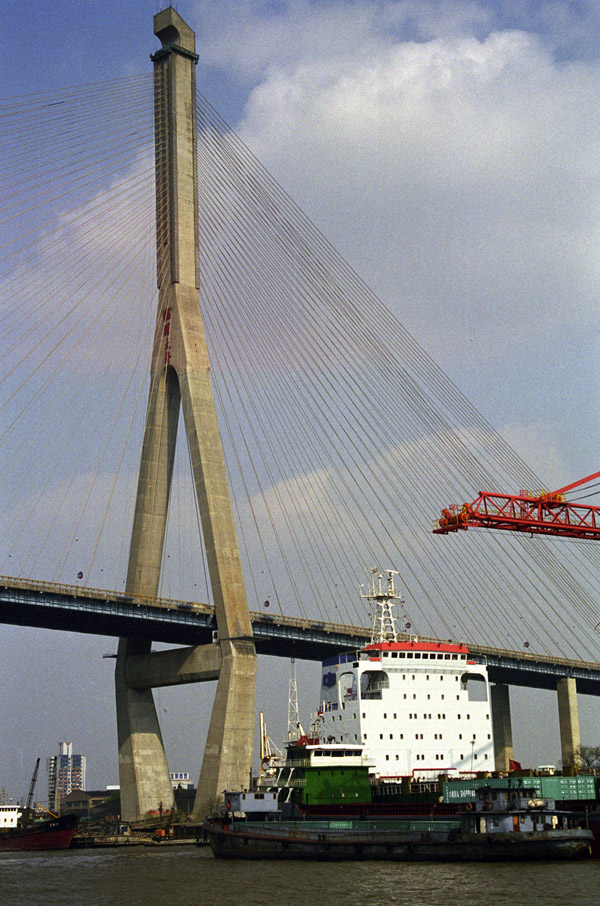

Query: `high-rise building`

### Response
(47, 742, 86, 808)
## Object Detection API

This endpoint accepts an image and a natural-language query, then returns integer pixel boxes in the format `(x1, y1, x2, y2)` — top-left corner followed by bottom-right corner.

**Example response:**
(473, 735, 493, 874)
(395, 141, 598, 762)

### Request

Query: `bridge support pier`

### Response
(491, 684, 514, 772)
(114, 8, 256, 822)
(115, 638, 175, 820)
(557, 677, 581, 769)
(194, 639, 257, 817)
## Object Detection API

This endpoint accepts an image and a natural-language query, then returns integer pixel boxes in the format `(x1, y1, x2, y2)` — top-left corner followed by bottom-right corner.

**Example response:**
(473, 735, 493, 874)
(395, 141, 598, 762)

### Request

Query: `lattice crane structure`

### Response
(434, 470, 600, 540)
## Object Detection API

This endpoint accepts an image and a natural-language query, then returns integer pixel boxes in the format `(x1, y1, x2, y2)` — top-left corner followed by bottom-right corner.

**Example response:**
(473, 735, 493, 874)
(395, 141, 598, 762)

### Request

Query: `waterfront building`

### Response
(47, 742, 87, 808)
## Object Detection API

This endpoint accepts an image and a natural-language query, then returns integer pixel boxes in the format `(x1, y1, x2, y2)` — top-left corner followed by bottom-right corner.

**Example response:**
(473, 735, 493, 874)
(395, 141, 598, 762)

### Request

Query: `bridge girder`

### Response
(3, 577, 600, 695)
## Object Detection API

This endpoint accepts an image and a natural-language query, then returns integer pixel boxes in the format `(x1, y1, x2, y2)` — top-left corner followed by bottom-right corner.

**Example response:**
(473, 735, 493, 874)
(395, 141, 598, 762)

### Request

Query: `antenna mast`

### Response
(362, 568, 404, 644)
(287, 658, 301, 741)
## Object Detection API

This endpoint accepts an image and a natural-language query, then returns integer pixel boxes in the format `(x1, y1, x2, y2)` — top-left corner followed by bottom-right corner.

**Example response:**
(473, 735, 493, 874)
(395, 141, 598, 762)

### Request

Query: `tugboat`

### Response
(0, 760, 78, 851)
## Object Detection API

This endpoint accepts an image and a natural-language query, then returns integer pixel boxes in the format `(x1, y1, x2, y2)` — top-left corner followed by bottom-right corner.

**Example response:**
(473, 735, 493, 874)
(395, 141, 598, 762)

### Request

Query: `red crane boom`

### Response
(433, 470, 600, 539)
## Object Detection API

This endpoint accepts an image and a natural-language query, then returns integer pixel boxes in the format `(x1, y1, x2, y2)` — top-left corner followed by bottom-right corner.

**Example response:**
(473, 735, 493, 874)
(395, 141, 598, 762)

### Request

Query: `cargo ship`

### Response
(249, 569, 600, 856)
(0, 802, 78, 851)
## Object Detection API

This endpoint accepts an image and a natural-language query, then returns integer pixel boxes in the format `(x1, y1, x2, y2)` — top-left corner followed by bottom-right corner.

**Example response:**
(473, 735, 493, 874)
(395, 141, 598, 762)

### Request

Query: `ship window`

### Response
(392, 652, 398, 658)
(415, 653, 421, 659)
(360, 670, 389, 700)
(426, 675, 429, 680)
(389, 734, 393, 739)
(400, 734, 403, 739)
(407, 653, 413, 659)
(462, 674, 487, 702)
(422, 653, 428, 659)
(459, 734, 462, 739)
(396, 754, 399, 760)
(452, 655, 457, 660)
(441, 695, 444, 700)
(386, 755, 390, 761)
(394, 713, 397, 718)
(380, 734, 383, 739)
(384, 713, 387, 718)
(362, 713, 366, 718)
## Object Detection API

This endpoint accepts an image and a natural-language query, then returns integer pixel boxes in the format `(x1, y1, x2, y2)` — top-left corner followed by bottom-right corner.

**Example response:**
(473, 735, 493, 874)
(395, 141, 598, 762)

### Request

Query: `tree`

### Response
(574, 745, 600, 772)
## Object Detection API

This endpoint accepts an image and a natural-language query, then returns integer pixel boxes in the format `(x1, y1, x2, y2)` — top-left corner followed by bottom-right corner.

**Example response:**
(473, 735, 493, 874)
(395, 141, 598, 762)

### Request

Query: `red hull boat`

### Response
(0, 813, 78, 851)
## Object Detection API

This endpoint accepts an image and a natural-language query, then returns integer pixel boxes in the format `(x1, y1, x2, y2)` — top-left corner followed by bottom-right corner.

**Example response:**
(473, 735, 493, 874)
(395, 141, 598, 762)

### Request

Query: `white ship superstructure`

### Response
(0, 804, 22, 829)
(318, 570, 494, 777)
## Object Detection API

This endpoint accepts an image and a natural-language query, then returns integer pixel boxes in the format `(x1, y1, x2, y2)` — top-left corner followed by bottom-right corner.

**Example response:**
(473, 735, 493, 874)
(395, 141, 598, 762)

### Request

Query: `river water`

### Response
(1, 847, 599, 905)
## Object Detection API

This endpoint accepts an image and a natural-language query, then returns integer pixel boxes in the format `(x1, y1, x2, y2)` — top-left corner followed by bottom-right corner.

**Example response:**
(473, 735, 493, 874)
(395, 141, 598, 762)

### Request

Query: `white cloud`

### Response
(231, 28, 600, 359)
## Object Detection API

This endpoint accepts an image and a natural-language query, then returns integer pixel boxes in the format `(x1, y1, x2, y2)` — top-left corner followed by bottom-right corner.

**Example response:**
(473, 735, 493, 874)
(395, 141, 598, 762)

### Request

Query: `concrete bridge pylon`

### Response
(115, 7, 256, 822)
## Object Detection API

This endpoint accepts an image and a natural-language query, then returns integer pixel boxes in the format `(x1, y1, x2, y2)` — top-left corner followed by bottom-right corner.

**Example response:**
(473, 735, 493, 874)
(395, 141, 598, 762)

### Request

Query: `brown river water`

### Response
(1, 846, 599, 906)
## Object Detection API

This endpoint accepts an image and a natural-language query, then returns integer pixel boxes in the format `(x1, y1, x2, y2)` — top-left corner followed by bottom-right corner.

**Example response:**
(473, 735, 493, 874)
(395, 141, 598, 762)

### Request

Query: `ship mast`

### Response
(287, 657, 302, 741)
(362, 568, 404, 644)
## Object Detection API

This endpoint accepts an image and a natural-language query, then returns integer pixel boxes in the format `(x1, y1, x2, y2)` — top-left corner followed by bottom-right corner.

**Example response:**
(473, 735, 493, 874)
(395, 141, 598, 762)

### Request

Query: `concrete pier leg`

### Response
(115, 638, 175, 821)
(491, 684, 514, 772)
(557, 677, 581, 769)
(194, 640, 257, 817)
(115, 367, 180, 820)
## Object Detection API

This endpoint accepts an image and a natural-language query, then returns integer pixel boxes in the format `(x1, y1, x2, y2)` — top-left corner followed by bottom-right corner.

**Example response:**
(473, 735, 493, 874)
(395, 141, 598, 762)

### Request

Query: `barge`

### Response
(204, 785, 593, 861)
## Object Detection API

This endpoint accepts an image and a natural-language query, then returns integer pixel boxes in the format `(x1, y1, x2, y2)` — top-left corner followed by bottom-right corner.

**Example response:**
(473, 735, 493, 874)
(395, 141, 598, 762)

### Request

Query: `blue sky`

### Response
(2, 0, 600, 796)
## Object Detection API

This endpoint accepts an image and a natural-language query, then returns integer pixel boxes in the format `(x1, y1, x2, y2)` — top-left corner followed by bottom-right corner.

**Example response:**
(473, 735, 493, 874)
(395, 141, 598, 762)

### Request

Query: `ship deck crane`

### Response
(26, 758, 40, 811)
(433, 470, 600, 539)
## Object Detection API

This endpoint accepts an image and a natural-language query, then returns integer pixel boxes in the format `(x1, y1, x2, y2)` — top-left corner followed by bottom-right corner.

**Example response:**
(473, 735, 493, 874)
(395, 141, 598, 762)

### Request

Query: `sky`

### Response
(1, 0, 600, 799)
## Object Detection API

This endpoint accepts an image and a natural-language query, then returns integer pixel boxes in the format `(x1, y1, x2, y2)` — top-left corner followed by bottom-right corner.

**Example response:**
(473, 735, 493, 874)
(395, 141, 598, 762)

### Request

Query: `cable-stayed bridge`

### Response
(1, 9, 599, 818)
(3, 575, 600, 694)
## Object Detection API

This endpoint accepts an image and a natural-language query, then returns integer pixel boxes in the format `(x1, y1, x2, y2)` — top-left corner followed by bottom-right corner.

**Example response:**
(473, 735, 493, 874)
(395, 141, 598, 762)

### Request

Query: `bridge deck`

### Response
(2, 576, 600, 694)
